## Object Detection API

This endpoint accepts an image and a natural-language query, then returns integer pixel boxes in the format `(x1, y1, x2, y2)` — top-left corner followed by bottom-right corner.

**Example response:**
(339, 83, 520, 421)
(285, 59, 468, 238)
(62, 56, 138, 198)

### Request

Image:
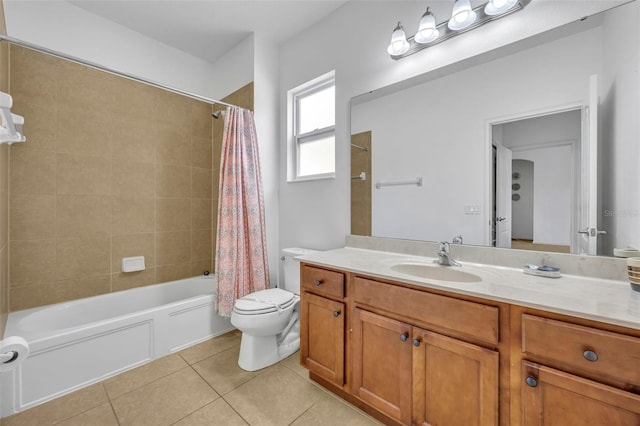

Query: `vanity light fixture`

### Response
(388, 0, 531, 60)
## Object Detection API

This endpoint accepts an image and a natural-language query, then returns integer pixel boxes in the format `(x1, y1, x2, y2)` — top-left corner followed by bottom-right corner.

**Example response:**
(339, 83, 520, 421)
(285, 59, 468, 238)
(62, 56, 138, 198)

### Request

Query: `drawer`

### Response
(301, 265, 345, 299)
(522, 314, 640, 387)
(353, 276, 499, 345)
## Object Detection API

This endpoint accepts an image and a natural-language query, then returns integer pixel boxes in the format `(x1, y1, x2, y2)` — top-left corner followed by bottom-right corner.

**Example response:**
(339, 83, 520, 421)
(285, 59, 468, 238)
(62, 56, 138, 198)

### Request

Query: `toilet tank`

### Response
(281, 247, 318, 294)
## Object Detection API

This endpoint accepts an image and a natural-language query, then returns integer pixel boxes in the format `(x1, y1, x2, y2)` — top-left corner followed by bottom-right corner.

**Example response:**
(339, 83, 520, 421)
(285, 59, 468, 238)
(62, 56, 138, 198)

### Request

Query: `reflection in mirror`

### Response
(350, 1, 639, 257)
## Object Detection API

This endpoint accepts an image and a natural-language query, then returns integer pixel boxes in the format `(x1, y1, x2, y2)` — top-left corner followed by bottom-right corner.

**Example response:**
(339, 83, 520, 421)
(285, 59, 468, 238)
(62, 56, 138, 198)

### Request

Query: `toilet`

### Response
(230, 247, 317, 371)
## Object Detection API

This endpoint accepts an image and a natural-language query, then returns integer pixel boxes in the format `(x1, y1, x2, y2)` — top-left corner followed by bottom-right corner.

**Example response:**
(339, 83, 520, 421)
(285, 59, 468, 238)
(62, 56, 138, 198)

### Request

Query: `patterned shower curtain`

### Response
(215, 106, 270, 317)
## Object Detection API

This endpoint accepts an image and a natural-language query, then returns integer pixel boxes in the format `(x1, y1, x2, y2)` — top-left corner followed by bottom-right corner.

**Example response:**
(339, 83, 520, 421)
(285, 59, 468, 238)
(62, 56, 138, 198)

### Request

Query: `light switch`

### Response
(464, 205, 481, 215)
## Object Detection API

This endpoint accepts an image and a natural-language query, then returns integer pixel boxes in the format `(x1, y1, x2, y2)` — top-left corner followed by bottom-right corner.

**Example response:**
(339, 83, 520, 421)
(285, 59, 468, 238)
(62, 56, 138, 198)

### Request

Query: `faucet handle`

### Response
(439, 241, 450, 253)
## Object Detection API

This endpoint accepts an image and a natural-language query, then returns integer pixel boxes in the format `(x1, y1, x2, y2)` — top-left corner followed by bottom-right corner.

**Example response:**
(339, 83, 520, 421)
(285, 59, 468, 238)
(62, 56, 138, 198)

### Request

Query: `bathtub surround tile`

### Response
(156, 198, 191, 232)
(191, 198, 213, 230)
(173, 398, 248, 426)
(9, 239, 56, 286)
(9, 275, 111, 311)
(111, 367, 218, 426)
(193, 346, 266, 396)
(191, 167, 213, 199)
(192, 229, 212, 261)
(56, 196, 111, 239)
(155, 124, 191, 167)
(111, 118, 157, 164)
(56, 153, 111, 196)
(224, 365, 326, 426)
(178, 330, 241, 365)
(9, 147, 56, 195)
(57, 105, 112, 158)
(191, 135, 213, 170)
(155, 263, 192, 284)
(156, 231, 191, 266)
(111, 160, 155, 198)
(9, 45, 58, 106)
(104, 354, 188, 400)
(9, 194, 56, 240)
(111, 233, 155, 272)
(191, 259, 214, 277)
(156, 164, 191, 198)
(2, 383, 108, 426)
(55, 403, 119, 426)
(11, 100, 57, 152)
(111, 197, 155, 235)
(55, 238, 110, 281)
(111, 269, 155, 292)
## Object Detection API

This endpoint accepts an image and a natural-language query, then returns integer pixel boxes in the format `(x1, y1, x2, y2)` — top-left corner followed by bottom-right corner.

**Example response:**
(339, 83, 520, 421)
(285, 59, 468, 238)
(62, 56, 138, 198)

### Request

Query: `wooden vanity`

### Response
(299, 262, 640, 426)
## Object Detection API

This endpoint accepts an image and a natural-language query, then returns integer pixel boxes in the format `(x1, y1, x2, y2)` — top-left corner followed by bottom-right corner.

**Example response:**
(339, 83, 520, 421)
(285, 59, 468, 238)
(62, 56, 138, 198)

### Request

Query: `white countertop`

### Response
(299, 247, 640, 331)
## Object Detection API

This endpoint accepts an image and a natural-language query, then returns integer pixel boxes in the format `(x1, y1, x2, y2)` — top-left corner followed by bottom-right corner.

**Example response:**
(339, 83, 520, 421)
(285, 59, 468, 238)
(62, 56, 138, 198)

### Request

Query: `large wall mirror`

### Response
(350, 0, 639, 257)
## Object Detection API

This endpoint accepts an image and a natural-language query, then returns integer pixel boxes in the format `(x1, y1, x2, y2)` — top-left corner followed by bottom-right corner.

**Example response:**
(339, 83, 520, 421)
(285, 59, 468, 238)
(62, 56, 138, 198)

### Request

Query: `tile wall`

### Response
(6, 46, 252, 311)
(0, 40, 9, 334)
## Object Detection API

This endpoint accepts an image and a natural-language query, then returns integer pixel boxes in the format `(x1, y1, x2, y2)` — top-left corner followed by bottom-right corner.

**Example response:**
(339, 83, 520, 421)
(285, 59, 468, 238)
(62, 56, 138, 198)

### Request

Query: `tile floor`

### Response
(2, 331, 382, 426)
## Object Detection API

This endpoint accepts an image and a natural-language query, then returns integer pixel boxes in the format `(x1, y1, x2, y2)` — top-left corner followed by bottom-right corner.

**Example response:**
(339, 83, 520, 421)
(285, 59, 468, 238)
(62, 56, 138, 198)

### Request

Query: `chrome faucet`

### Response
(435, 242, 461, 267)
(452, 235, 463, 245)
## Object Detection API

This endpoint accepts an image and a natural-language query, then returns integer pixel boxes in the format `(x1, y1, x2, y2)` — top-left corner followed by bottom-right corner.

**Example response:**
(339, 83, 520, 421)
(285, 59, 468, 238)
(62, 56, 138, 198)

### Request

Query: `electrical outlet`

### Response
(464, 205, 481, 215)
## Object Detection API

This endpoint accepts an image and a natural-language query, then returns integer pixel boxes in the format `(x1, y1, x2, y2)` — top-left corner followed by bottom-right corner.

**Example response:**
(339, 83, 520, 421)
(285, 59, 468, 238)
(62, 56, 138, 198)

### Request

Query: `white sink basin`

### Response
(390, 263, 482, 283)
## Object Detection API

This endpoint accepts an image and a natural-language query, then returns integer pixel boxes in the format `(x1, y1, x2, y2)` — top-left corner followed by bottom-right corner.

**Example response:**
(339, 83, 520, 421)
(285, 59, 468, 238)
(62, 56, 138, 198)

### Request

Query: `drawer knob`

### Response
(315, 280, 323, 286)
(525, 376, 538, 387)
(333, 311, 341, 317)
(400, 333, 409, 342)
(583, 350, 599, 362)
(412, 338, 421, 347)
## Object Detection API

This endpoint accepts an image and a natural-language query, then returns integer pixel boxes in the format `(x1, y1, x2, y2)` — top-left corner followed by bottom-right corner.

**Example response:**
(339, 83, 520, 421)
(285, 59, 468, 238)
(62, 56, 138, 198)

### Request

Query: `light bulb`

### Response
(415, 7, 439, 44)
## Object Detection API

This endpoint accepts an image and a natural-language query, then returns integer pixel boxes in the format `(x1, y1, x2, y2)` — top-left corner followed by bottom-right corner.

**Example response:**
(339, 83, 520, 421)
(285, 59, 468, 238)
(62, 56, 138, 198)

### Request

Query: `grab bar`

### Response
(351, 172, 366, 181)
(375, 177, 423, 189)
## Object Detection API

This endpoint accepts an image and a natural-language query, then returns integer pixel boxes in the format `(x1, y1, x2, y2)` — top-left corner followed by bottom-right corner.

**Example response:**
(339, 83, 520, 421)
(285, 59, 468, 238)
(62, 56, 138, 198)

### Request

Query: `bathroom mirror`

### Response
(350, 1, 639, 257)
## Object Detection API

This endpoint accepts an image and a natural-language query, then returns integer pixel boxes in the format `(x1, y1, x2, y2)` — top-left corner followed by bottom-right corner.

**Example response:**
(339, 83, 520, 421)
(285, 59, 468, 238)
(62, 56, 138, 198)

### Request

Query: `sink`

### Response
(390, 263, 482, 283)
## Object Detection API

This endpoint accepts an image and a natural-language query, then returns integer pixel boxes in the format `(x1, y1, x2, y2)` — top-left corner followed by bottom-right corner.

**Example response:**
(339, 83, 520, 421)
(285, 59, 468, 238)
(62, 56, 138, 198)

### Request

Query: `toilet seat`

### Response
(233, 288, 296, 315)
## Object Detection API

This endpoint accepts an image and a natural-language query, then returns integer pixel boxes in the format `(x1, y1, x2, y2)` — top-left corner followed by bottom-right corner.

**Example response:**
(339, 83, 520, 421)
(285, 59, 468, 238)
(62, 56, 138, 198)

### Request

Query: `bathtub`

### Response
(0, 275, 233, 418)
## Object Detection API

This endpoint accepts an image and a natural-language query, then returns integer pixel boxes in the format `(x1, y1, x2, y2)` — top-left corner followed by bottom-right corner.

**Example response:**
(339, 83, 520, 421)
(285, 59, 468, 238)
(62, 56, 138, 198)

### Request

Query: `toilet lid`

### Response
(233, 288, 296, 315)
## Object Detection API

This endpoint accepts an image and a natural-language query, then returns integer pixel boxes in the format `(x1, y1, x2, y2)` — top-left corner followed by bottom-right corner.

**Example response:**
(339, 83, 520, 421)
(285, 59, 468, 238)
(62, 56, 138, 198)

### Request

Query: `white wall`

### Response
(350, 27, 602, 246)
(512, 160, 534, 240)
(278, 0, 626, 252)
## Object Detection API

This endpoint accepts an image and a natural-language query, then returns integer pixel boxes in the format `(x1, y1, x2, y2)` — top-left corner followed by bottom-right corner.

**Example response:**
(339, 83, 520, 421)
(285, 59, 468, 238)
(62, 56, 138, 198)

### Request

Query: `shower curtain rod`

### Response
(0, 35, 239, 109)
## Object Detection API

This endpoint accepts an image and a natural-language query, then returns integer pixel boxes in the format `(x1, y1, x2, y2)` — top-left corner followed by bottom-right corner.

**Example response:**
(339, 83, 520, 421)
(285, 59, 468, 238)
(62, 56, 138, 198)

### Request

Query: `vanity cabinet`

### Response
(300, 265, 346, 386)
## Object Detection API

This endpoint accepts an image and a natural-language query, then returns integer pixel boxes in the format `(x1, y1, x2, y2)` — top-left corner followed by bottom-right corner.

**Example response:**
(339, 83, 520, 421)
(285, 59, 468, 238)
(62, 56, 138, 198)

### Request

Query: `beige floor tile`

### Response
(192, 346, 267, 396)
(278, 351, 310, 380)
(290, 394, 383, 426)
(111, 367, 218, 426)
(179, 330, 240, 365)
(103, 353, 188, 399)
(224, 366, 325, 426)
(3, 383, 108, 426)
(54, 403, 118, 426)
(172, 399, 248, 426)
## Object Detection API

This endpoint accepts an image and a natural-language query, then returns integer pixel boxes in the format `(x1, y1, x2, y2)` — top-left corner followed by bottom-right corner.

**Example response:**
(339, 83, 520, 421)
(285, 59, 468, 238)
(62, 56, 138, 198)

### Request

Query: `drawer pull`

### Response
(333, 311, 341, 317)
(314, 280, 323, 286)
(525, 376, 538, 387)
(412, 338, 421, 347)
(400, 333, 409, 342)
(583, 350, 599, 362)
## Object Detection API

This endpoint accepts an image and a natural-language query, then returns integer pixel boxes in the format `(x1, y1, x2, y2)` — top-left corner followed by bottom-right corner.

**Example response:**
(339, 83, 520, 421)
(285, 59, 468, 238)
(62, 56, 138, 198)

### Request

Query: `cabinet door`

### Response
(300, 292, 345, 385)
(522, 361, 640, 425)
(352, 308, 412, 425)
(413, 328, 499, 426)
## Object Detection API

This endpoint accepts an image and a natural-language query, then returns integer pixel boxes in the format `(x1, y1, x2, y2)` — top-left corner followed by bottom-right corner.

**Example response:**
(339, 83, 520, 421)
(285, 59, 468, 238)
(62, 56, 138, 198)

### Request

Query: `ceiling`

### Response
(67, 0, 350, 64)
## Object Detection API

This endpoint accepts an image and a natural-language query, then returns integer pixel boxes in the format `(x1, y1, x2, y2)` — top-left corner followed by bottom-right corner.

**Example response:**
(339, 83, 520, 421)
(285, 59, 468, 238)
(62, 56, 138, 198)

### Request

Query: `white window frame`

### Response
(287, 71, 336, 182)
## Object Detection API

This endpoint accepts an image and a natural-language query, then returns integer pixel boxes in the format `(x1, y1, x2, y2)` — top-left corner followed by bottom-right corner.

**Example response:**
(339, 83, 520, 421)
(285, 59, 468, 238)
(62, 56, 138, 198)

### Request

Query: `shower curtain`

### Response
(215, 106, 270, 317)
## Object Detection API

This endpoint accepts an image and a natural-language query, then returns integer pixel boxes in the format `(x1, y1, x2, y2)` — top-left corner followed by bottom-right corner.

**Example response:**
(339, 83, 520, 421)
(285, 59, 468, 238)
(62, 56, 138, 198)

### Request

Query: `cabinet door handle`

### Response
(314, 280, 323, 286)
(333, 311, 341, 317)
(583, 350, 599, 362)
(400, 332, 409, 342)
(412, 338, 421, 347)
(525, 376, 538, 387)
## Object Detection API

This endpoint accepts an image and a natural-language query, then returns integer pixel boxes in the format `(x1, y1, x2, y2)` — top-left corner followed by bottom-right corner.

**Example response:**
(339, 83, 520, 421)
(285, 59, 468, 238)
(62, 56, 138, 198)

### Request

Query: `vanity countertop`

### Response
(299, 247, 640, 331)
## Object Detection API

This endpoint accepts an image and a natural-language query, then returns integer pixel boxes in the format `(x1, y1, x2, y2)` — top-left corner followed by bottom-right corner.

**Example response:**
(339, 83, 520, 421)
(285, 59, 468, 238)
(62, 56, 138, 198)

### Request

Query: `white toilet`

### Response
(230, 247, 317, 371)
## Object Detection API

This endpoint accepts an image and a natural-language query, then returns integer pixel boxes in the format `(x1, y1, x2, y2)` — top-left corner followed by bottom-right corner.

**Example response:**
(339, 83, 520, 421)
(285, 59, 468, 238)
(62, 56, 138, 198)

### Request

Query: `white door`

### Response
(578, 74, 602, 255)
(496, 145, 513, 248)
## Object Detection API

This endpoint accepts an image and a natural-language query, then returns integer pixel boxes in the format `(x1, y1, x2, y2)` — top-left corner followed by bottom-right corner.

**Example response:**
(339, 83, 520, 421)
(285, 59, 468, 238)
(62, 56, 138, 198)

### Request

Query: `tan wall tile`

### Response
(114, 82, 158, 121)
(191, 259, 214, 277)
(156, 231, 191, 266)
(192, 229, 212, 261)
(156, 164, 190, 197)
(9, 146, 56, 194)
(112, 118, 156, 163)
(57, 63, 116, 116)
(9, 239, 56, 286)
(9, 45, 57, 106)
(56, 195, 111, 239)
(57, 153, 111, 196)
(111, 197, 155, 235)
(10, 194, 56, 240)
(152, 90, 190, 125)
(57, 105, 112, 158)
(111, 269, 155, 292)
(10, 275, 110, 310)
(111, 233, 155, 273)
(1, 245, 8, 333)
(191, 135, 213, 169)
(55, 238, 110, 281)
(192, 167, 212, 199)
(156, 198, 191, 232)
(155, 263, 192, 283)
(112, 160, 155, 198)
(10, 100, 57, 152)
(191, 198, 213, 230)
(187, 98, 213, 140)
(156, 124, 191, 166)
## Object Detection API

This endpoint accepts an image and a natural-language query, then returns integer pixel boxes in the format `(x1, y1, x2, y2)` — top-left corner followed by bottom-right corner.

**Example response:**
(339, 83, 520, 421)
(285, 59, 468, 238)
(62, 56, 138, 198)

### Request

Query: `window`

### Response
(288, 71, 335, 181)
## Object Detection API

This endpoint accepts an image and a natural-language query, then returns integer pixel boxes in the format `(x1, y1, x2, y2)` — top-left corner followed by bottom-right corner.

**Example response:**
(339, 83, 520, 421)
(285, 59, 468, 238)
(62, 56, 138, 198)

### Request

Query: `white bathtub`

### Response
(0, 275, 233, 418)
